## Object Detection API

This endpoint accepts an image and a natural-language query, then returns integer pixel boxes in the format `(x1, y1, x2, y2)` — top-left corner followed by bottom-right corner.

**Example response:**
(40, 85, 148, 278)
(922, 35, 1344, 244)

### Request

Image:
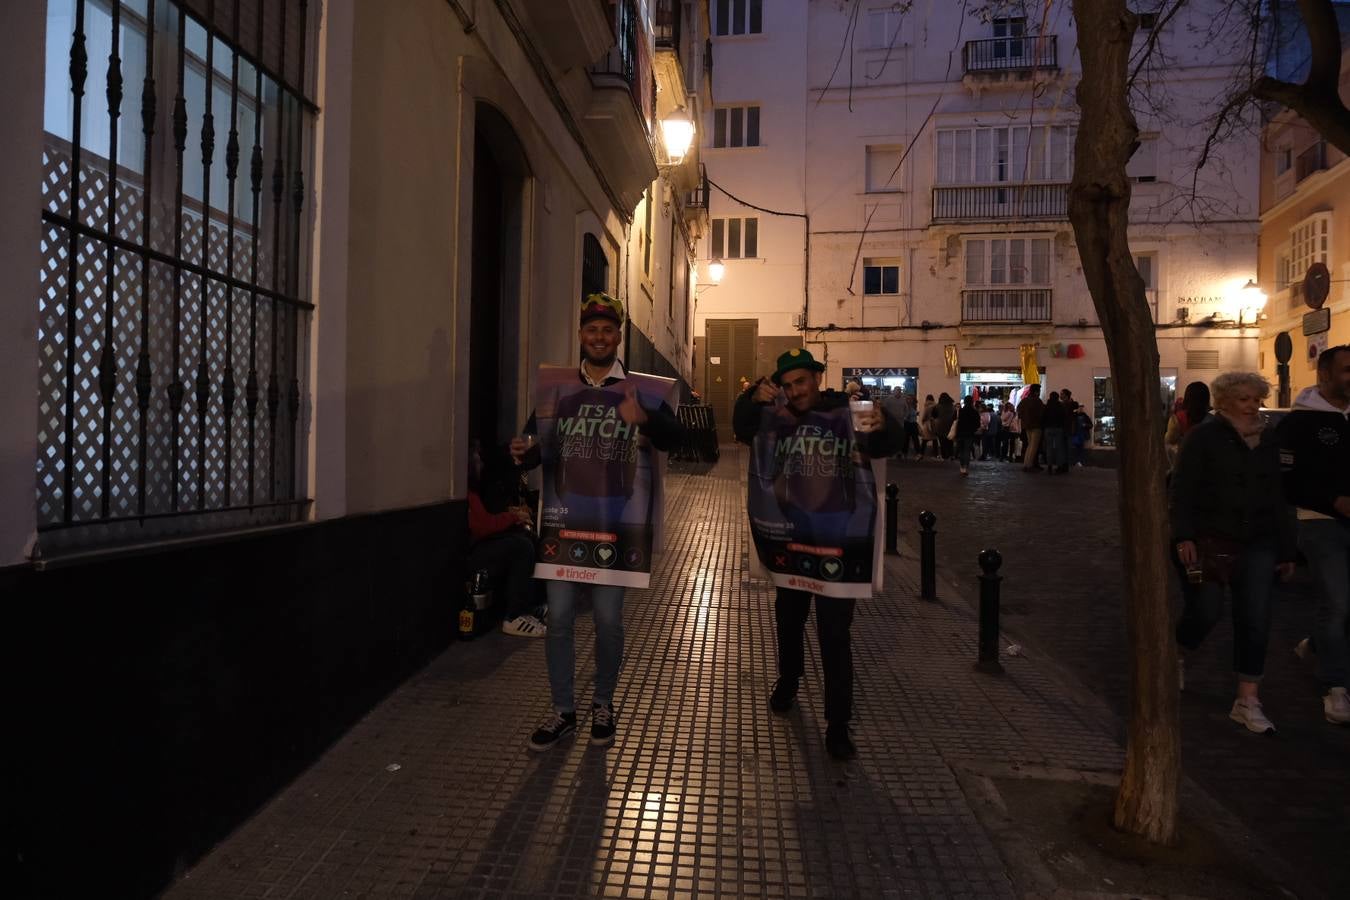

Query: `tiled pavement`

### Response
(164, 449, 1237, 900)
(886, 454, 1350, 900)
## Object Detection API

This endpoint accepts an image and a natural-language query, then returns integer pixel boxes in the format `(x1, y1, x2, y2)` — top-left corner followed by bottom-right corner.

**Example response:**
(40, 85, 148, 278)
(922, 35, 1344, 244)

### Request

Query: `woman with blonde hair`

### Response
(1170, 371, 1296, 733)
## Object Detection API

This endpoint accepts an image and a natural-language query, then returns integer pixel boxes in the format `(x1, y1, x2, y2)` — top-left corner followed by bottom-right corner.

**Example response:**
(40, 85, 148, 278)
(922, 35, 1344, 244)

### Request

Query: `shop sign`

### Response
(1302, 307, 1330, 336)
(1177, 296, 1224, 306)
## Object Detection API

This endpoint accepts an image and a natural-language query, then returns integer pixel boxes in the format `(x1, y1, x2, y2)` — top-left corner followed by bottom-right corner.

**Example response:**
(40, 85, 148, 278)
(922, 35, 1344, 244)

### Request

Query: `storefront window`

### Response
(841, 367, 919, 397)
(1092, 372, 1177, 447)
(958, 369, 1045, 409)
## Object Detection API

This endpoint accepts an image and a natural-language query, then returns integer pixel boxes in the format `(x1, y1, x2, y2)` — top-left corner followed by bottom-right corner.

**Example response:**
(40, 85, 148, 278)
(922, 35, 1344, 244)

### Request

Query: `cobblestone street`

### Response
(887, 454, 1350, 900)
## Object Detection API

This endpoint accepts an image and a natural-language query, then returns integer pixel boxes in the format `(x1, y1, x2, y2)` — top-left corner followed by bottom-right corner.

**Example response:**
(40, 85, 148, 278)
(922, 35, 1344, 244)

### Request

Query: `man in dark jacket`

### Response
(732, 348, 900, 760)
(1016, 384, 1045, 471)
(1277, 344, 1350, 725)
(510, 293, 685, 751)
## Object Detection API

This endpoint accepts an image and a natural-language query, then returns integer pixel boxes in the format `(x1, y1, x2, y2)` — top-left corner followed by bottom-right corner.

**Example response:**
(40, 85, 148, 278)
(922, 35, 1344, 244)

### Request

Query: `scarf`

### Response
(1218, 410, 1263, 448)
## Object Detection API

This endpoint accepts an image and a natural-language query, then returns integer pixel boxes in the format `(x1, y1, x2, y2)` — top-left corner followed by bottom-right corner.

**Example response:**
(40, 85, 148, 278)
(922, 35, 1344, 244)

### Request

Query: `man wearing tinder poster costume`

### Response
(511, 293, 683, 753)
(733, 348, 901, 760)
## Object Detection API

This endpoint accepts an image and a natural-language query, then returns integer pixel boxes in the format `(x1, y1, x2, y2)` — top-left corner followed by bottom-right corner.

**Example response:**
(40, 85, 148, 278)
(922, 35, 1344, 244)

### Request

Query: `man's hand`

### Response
(1276, 561, 1296, 581)
(618, 383, 649, 425)
(509, 504, 533, 527)
(859, 407, 883, 432)
(752, 377, 781, 404)
(1176, 540, 1198, 567)
(1333, 496, 1350, 518)
(509, 437, 530, 464)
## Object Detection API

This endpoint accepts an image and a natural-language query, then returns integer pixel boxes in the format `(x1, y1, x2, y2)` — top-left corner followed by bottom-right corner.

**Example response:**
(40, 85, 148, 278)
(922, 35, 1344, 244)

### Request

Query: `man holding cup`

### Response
(733, 348, 901, 759)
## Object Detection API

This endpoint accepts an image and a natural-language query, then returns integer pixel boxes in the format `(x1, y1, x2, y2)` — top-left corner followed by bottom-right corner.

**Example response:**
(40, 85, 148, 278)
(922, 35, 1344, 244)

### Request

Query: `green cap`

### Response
(772, 347, 825, 384)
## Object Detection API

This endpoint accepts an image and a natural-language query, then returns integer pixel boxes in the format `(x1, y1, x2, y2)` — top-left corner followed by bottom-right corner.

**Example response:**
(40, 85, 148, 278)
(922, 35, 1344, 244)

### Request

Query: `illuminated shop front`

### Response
(841, 367, 919, 398)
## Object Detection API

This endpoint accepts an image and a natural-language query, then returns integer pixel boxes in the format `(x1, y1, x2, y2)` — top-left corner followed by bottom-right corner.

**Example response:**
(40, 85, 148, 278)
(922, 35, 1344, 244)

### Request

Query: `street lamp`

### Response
(707, 258, 725, 284)
(1239, 278, 1267, 325)
(661, 108, 695, 165)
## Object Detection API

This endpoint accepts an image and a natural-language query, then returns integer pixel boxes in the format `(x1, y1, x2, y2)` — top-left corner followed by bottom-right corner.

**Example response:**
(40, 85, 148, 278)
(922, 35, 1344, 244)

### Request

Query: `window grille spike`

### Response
(70, 29, 88, 98)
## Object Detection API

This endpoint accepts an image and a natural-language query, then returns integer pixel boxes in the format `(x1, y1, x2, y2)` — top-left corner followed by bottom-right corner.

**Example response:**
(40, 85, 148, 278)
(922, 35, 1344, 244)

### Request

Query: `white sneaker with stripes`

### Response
(503, 614, 547, 638)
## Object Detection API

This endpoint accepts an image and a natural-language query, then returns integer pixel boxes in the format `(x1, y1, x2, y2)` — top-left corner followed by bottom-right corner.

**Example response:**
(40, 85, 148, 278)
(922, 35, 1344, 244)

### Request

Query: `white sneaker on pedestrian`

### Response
(503, 614, 547, 638)
(1324, 687, 1350, 725)
(1229, 697, 1275, 734)
(1294, 637, 1314, 660)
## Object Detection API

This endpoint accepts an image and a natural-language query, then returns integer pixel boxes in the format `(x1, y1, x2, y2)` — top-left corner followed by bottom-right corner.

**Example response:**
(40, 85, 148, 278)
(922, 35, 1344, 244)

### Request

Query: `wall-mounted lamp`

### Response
(707, 258, 725, 284)
(1238, 278, 1268, 326)
(661, 108, 695, 165)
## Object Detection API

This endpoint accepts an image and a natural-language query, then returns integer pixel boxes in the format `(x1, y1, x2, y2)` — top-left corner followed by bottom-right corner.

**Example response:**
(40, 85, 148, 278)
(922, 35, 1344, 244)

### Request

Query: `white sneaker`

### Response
(1229, 698, 1276, 734)
(1324, 687, 1350, 725)
(503, 614, 547, 638)
(1294, 637, 1314, 660)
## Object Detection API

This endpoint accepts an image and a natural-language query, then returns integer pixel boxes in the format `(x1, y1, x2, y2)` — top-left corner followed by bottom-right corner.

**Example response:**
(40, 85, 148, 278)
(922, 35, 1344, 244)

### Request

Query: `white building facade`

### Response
(694, 0, 1263, 443)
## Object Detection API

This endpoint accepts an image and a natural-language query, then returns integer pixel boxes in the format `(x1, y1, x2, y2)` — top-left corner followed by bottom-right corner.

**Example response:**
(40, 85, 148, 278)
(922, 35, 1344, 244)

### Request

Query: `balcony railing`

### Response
(932, 183, 1069, 222)
(962, 289, 1053, 323)
(1296, 141, 1327, 182)
(963, 35, 1057, 73)
(654, 0, 682, 63)
(686, 163, 709, 209)
(588, 0, 642, 115)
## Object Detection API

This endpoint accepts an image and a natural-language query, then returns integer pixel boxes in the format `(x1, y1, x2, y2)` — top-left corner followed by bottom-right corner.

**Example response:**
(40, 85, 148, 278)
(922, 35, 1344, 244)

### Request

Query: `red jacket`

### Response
(469, 490, 520, 543)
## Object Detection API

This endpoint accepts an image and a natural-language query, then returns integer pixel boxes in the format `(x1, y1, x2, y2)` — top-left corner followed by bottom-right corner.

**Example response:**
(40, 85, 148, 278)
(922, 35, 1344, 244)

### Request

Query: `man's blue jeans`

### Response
(1298, 520, 1350, 690)
(545, 580, 625, 713)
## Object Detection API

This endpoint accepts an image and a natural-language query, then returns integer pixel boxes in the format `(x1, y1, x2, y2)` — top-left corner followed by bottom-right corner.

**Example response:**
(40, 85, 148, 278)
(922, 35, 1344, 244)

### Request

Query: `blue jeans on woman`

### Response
(1298, 520, 1350, 690)
(545, 580, 625, 713)
(1175, 536, 1278, 681)
(956, 436, 976, 468)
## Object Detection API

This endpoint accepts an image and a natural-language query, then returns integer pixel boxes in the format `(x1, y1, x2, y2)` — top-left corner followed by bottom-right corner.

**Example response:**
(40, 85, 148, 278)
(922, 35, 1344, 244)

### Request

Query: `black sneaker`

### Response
(770, 678, 798, 714)
(591, 703, 617, 746)
(529, 712, 576, 751)
(825, 724, 857, 760)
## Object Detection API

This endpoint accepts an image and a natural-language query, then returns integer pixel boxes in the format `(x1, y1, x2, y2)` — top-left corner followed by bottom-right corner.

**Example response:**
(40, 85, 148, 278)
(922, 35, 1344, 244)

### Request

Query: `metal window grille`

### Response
(38, 0, 315, 549)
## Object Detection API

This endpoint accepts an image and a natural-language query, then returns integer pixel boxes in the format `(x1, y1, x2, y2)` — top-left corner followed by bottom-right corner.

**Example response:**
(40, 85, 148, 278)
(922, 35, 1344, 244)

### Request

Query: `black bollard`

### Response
(976, 549, 1004, 674)
(919, 510, 937, 601)
(885, 483, 900, 556)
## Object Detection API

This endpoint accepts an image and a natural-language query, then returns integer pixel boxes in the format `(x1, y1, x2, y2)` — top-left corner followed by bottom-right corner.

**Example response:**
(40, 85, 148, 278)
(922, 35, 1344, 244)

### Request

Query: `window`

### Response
(865, 5, 903, 50)
(713, 105, 760, 148)
(642, 187, 653, 276)
(1275, 146, 1292, 175)
(714, 0, 762, 36)
(864, 259, 901, 295)
(38, 0, 315, 538)
(1275, 246, 1292, 292)
(992, 16, 1025, 59)
(1290, 212, 1331, 282)
(1127, 135, 1158, 183)
(1135, 253, 1157, 290)
(937, 125, 1074, 184)
(710, 216, 758, 259)
(865, 145, 902, 193)
(1133, 9, 1158, 31)
(965, 236, 1052, 286)
(582, 233, 608, 297)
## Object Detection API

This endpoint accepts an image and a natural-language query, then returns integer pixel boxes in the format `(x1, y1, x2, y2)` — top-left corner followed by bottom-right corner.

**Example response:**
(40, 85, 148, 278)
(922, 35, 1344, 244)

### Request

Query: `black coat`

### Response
(1276, 402, 1350, 523)
(1169, 415, 1296, 560)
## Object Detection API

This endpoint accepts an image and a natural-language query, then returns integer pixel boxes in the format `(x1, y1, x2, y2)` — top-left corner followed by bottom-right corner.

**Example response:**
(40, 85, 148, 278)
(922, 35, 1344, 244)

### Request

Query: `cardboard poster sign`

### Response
(745, 401, 885, 599)
(532, 365, 677, 589)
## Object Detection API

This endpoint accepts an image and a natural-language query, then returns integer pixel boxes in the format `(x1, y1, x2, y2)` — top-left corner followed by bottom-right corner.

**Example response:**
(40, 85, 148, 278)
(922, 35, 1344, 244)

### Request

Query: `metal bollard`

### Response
(918, 510, 937, 601)
(885, 483, 900, 556)
(976, 549, 1004, 674)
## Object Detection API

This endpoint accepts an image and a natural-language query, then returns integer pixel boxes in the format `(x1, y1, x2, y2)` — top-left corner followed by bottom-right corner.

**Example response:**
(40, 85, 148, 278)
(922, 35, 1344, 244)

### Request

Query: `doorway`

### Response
(469, 104, 529, 450)
(704, 318, 758, 443)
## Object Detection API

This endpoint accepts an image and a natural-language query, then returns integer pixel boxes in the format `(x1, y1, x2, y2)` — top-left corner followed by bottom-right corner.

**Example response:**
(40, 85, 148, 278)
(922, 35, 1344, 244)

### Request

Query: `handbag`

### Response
(947, 419, 958, 441)
(1197, 535, 1244, 585)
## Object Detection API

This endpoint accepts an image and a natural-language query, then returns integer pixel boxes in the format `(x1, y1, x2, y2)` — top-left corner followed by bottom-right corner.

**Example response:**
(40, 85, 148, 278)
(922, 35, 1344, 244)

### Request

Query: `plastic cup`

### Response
(850, 400, 875, 432)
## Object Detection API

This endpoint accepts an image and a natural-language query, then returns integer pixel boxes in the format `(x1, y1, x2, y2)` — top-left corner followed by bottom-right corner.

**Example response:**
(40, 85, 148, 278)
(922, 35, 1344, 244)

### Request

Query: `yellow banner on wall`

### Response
(1020, 344, 1039, 384)
(943, 344, 959, 378)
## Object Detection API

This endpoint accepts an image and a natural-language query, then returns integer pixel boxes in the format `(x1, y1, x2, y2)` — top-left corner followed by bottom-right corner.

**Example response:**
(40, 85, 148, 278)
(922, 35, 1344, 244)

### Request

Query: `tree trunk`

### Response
(1252, 0, 1350, 157)
(1068, 0, 1180, 845)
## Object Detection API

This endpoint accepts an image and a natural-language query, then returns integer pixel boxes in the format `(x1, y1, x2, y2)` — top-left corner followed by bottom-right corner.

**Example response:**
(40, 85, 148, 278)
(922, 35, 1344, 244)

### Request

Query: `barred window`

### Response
(38, 0, 315, 550)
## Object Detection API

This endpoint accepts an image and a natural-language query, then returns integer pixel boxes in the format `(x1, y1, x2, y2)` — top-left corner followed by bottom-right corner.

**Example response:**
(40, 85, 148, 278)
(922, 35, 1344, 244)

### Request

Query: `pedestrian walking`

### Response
(1042, 391, 1068, 475)
(1171, 371, 1296, 734)
(1016, 384, 1045, 472)
(901, 393, 922, 459)
(1276, 345, 1350, 726)
(1166, 381, 1212, 472)
(979, 403, 998, 461)
(880, 389, 911, 459)
(732, 349, 901, 759)
(511, 293, 685, 751)
(1070, 405, 1093, 468)
(955, 395, 981, 476)
(917, 394, 939, 460)
(999, 404, 1019, 461)
(934, 392, 957, 461)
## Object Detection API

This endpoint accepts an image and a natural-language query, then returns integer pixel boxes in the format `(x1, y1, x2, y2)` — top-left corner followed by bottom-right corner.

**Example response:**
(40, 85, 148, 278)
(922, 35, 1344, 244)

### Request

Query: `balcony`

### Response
(654, 0, 683, 66)
(932, 183, 1069, 223)
(516, 0, 614, 74)
(1296, 141, 1327, 182)
(962, 289, 1053, 324)
(583, 0, 658, 211)
(682, 163, 710, 238)
(963, 35, 1058, 74)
